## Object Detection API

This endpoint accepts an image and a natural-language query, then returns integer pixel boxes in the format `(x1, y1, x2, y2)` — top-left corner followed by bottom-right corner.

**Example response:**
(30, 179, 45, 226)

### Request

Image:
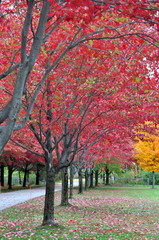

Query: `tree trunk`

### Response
(78, 168, 83, 194)
(27, 171, 30, 184)
(43, 154, 56, 225)
(89, 169, 94, 188)
(18, 170, 22, 185)
(23, 164, 28, 187)
(8, 166, 13, 189)
(85, 168, 89, 190)
(103, 173, 105, 184)
(95, 170, 99, 187)
(69, 165, 74, 199)
(105, 167, 110, 185)
(42, 124, 57, 225)
(152, 171, 155, 189)
(60, 167, 69, 206)
(36, 164, 40, 185)
(0, 1, 50, 154)
(0, 164, 4, 186)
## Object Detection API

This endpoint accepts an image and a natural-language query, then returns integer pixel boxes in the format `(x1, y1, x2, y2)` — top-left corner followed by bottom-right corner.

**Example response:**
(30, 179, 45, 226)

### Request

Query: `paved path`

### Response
(0, 182, 78, 211)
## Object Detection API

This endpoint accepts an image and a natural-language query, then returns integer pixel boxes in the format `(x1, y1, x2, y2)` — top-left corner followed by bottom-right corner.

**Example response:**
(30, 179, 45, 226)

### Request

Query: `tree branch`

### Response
(0, 63, 20, 80)
(10, 138, 44, 157)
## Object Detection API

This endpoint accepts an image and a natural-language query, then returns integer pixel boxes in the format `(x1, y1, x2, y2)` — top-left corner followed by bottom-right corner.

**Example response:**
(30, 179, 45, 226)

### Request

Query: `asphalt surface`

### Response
(0, 184, 62, 211)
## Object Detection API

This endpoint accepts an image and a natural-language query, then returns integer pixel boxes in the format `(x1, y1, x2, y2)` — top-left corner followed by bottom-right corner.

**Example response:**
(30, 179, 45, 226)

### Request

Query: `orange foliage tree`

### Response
(134, 129, 159, 188)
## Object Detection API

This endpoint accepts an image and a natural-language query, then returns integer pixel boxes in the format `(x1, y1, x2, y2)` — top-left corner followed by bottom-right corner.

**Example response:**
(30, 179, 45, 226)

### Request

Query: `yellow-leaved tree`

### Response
(134, 131, 159, 188)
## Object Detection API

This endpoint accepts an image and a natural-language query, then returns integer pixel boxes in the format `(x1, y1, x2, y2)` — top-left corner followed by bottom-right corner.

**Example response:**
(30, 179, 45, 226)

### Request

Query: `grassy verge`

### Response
(1, 185, 159, 239)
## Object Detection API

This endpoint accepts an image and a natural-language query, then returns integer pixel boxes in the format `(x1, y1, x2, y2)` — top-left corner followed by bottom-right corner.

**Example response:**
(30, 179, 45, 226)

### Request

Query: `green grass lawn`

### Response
(1, 185, 159, 239)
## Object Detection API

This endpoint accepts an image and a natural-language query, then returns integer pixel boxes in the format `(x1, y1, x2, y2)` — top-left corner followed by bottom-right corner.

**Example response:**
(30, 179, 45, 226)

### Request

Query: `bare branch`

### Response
(0, 100, 12, 124)
(21, 0, 35, 63)
(0, 63, 20, 80)
(29, 0, 50, 69)
(10, 138, 44, 157)
(72, 31, 159, 48)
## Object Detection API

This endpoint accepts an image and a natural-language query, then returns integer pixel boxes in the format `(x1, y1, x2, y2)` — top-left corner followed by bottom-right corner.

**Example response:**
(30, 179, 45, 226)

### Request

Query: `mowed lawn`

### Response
(1, 185, 159, 240)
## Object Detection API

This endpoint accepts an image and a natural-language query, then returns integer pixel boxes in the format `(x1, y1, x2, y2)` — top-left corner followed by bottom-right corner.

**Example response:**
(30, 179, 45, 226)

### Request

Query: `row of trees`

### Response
(0, 150, 123, 191)
(0, 152, 45, 189)
(0, 0, 159, 225)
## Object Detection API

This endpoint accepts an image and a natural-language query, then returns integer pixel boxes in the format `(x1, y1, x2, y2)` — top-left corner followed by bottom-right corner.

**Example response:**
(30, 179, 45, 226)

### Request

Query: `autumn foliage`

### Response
(0, 0, 159, 225)
(134, 124, 159, 172)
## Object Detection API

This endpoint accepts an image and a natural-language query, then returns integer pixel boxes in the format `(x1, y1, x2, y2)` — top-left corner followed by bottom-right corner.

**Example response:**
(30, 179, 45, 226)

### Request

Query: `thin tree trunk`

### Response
(23, 164, 28, 187)
(69, 165, 74, 199)
(27, 171, 30, 184)
(105, 167, 110, 185)
(95, 170, 99, 187)
(36, 164, 40, 185)
(89, 169, 94, 188)
(61, 167, 69, 206)
(105, 172, 110, 185)
(103, 173, 105, 184)
(8, 166, 13, 189)
(85, 168, 89, 190)
(0, 164, 4, 186)
(152, 171, 155, 189)
(18, 170, 22, 185)
(78, 168, 83, 194)
(43, 154, 56, 225)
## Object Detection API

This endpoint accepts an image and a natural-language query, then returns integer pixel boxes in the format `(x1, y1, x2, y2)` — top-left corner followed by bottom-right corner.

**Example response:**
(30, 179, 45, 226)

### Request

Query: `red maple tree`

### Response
(0, 0, 159, 225)
(0, 0, 158, 152)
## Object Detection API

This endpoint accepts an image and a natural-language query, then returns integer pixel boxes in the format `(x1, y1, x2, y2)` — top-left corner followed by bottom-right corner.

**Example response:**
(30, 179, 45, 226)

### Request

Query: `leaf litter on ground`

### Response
(1, 185, 159, 239)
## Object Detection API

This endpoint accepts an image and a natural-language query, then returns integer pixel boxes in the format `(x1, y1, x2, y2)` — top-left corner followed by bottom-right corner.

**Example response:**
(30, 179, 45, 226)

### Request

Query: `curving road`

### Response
(0, 186, 55, 211)
(0, 182, 78, 211)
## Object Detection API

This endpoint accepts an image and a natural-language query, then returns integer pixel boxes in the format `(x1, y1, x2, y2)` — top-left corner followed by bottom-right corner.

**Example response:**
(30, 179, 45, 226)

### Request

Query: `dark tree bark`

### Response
(61, 167, 69, 206)
(18, 170, 22, 185)
(36, 164, 40, 185)
(69, 164, 74, 199)
(23, 164, 29, 187)
(78, 168, 83, 194)
(43, 152, 56, 225)
(89, 169, 94, 188)
(0, 164, 4, 186)
(105, 166, 111, 185)
(95, 170, 99, 187)
(85, 168, 89, 191)
(8, 166, 13, 189)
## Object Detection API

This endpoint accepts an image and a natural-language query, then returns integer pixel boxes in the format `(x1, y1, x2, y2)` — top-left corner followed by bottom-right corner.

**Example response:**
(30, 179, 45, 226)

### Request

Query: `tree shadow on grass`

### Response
(36, 222, 66, 229)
